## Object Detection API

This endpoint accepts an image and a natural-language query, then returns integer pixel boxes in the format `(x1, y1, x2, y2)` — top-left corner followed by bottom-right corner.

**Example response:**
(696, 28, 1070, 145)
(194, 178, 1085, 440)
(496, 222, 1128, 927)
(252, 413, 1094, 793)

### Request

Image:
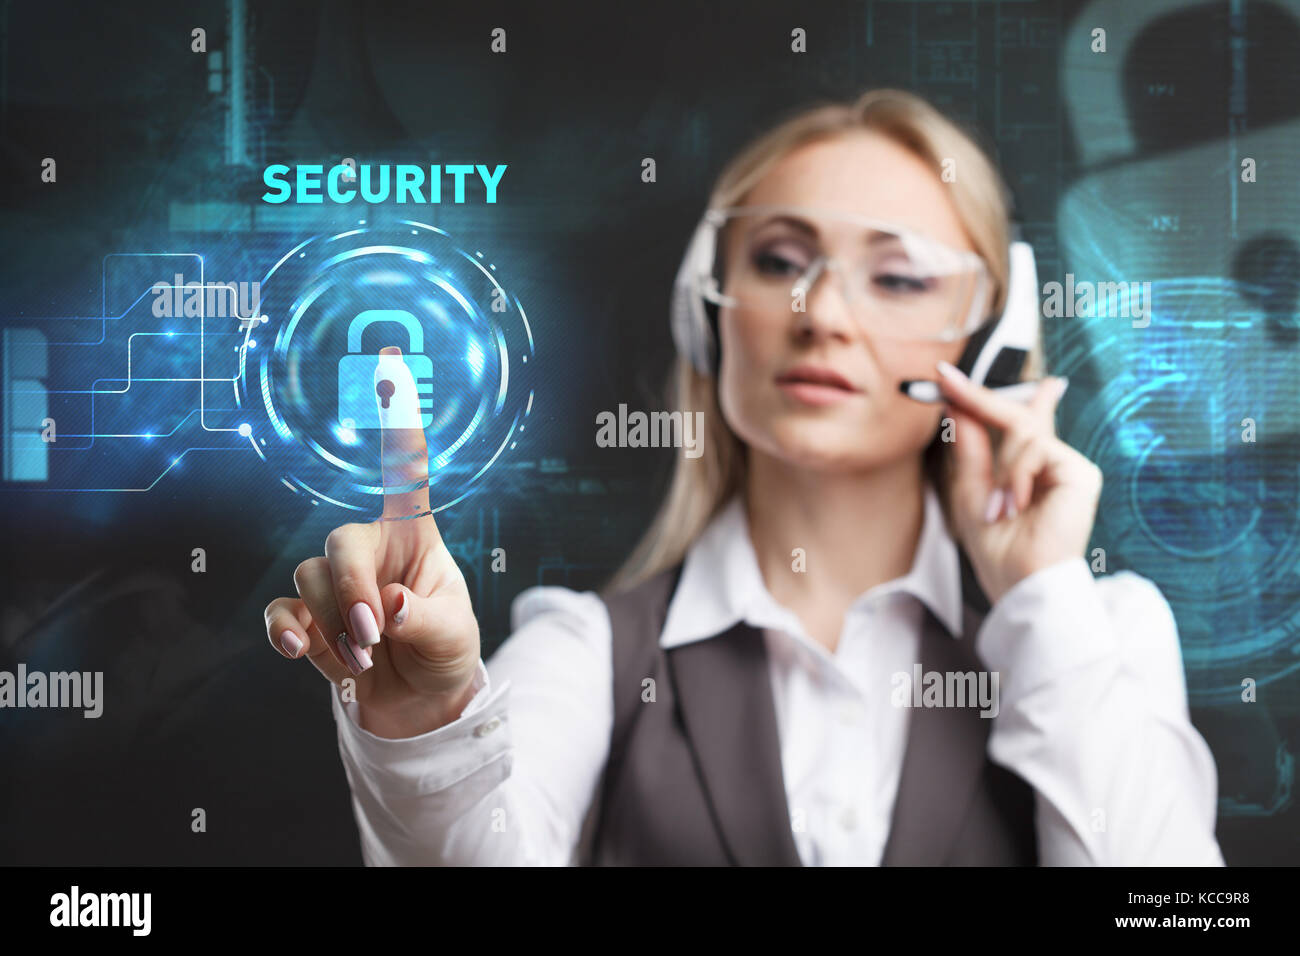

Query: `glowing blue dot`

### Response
(522, 355, 528, 362)
(238, 423, 252, 437)
(248, 339, 257, 349)
(510, 442, 517, 449)
(166, 331, 175, 337)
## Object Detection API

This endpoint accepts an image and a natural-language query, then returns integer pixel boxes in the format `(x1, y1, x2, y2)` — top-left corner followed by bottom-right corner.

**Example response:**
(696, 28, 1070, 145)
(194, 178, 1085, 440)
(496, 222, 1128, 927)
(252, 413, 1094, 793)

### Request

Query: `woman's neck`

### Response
(743, 450, 928, 654)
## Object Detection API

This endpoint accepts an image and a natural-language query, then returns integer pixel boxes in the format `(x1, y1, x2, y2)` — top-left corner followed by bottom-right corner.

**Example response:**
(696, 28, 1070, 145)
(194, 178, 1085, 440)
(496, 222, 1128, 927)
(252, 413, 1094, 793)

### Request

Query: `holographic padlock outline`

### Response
(337, 309, 434, 430)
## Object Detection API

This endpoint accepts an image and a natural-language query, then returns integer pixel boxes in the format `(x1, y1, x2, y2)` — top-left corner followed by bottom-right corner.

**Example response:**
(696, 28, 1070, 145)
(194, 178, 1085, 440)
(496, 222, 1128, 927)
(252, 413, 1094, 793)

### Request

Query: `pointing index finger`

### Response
(377, 345, 432, 520)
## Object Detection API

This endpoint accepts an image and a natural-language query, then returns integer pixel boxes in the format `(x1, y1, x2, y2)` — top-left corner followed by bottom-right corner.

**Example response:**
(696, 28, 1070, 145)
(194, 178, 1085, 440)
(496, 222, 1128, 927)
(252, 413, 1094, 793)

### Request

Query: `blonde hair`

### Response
(609, 88, 1044, 591)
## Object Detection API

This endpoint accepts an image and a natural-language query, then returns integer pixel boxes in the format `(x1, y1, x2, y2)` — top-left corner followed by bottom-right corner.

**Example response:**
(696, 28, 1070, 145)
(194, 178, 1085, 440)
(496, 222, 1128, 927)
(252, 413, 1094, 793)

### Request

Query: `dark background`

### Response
(1, 0, 1297, 864)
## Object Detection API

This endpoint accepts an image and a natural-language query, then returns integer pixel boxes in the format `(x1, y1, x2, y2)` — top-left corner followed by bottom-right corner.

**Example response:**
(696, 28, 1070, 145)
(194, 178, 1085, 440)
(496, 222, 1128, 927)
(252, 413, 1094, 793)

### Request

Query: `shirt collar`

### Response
(659, 481, 964, 649)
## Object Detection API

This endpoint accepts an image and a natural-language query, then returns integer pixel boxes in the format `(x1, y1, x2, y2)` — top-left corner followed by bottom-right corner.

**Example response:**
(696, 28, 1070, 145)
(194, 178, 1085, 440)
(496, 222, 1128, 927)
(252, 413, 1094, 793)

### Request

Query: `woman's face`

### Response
(716, 131, 984, 474)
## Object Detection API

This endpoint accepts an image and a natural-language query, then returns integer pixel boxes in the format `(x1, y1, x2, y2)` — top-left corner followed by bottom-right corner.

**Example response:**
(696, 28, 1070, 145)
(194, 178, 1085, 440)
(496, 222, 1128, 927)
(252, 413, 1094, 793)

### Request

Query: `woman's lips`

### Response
(775, 365, 862, 406)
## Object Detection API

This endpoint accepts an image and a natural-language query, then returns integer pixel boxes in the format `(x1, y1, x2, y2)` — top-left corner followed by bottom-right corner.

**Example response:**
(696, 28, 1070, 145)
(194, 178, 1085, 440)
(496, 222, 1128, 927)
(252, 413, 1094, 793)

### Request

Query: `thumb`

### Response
(379, 581, 477, 659)
(946, 408, 995, 521)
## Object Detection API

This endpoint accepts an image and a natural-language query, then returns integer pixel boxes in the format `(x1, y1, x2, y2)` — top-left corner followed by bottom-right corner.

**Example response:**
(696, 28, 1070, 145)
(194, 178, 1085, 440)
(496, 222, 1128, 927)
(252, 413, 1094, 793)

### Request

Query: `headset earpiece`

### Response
(964, 239, 1039, 389)
(670, 215, 722, 376)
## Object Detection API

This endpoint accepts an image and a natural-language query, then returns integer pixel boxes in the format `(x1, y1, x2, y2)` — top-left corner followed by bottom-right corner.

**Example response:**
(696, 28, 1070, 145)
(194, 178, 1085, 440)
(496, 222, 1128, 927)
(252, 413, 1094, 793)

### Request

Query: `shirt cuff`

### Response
(974, 556, 1120, 700)
(330, 658, 514, 796)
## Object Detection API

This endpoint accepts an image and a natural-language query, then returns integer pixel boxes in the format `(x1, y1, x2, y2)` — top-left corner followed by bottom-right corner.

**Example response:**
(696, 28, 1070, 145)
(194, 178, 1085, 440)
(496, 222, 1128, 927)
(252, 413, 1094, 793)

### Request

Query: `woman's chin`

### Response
(755, 418, 905, 473)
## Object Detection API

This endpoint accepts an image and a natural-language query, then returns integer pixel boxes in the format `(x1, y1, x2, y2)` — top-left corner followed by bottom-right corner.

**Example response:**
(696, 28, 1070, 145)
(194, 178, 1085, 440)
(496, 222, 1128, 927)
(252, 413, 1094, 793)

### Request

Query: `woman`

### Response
(264, 89, 1225, 865)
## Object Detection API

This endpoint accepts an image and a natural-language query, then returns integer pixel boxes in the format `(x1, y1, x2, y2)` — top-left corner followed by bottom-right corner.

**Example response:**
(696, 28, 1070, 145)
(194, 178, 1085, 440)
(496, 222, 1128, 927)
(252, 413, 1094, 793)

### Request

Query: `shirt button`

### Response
(839, 807, 858, 831)
(473, 716, 502, 737)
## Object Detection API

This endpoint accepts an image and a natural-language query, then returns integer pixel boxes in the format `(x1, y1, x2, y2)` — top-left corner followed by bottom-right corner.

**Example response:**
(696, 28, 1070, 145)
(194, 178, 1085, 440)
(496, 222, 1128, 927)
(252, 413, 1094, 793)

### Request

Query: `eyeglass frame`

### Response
(693, 203, 994, 343)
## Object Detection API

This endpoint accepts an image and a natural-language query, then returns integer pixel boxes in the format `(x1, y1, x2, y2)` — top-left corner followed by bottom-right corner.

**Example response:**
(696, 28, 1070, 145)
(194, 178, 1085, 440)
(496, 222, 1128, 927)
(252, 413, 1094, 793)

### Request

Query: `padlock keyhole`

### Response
(376, 378, 396, 408)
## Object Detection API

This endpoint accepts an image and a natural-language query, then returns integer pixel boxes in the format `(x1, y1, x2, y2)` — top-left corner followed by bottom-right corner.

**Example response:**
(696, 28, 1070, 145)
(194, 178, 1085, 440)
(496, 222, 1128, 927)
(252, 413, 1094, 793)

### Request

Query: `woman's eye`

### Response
(753, 250, 806, 277)
(874, 273, 933, 294)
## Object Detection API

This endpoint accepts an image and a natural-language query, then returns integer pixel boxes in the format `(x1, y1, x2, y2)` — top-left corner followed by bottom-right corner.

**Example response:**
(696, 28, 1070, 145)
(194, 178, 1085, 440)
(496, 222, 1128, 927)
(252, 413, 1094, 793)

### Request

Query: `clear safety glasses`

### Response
(696, 204, 993, 342)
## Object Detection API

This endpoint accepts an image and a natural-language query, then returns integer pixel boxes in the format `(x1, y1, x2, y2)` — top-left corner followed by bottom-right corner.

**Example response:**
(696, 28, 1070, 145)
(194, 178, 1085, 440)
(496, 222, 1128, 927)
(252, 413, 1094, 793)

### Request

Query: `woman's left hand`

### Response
(934, 361, 1103, 606)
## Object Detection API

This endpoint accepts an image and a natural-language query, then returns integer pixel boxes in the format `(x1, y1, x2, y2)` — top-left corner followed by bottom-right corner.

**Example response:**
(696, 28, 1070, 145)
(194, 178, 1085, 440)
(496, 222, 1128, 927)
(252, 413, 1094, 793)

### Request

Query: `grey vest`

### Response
(578, 551, 1038, 866)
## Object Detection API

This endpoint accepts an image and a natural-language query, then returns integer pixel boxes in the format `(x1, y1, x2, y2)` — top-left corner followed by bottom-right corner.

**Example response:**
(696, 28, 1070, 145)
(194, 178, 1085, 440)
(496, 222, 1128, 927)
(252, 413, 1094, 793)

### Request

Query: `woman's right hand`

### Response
(263, 346, 482, 739)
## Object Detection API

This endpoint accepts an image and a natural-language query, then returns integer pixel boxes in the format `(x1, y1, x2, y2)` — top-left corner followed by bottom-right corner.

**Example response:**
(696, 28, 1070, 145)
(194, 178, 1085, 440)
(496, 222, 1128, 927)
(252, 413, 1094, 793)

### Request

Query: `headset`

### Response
(669, 211, 1040, 392)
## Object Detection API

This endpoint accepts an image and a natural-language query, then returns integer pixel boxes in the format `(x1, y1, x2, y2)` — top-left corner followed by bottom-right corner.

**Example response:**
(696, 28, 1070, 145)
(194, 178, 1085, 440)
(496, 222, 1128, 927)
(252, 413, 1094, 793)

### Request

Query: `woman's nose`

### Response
(793, 260, 858, 343)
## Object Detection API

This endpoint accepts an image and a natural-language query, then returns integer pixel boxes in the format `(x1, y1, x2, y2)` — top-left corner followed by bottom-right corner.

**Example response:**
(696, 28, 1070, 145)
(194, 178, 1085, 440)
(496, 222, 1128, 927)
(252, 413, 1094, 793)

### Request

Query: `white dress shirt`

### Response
(330, 484, 1226, 866)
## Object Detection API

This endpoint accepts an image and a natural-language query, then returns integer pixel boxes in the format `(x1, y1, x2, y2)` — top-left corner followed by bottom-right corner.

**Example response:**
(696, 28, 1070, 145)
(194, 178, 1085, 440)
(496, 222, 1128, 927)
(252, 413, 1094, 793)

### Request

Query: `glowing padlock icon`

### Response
(336, 310, 434, 430)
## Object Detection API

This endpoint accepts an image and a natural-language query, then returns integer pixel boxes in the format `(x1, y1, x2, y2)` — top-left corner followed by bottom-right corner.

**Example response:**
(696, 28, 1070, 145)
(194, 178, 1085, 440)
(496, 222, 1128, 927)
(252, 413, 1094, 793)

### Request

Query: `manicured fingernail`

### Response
(337, 632, 373, 675)
(392, 589, 409, 626)
(936, 360, 968, 383)
(280, 630, 303, 659)
(983, 487, 1005, 523)
(349, 602, 381, 648)
(1055, 376, 1070, 399)
(1003, 488, 1019, 519)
